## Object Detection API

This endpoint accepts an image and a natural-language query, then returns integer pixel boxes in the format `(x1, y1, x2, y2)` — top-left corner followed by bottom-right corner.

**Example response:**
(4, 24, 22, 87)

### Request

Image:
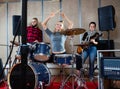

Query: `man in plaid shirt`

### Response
(27, 17, 43, 43)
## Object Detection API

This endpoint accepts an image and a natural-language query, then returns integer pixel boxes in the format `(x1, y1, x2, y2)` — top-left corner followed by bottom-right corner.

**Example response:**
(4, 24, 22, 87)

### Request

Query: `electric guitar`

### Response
(77, 32, 102, 54)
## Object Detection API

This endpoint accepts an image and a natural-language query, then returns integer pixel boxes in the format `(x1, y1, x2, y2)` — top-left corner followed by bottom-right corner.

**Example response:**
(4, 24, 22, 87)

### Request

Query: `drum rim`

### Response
(41, 63, 51, 86)
(7, 63, 22, 89)
(28, 63, 39, 88)
(8, 63, 37, 89)
(34, 54, 50, 62)
(38, 42, 49, 45)
(29, 62, 51, 86)
(55, 54, 72, 57)
(34, 53, 50, 56)
(37, 42, 51, 48)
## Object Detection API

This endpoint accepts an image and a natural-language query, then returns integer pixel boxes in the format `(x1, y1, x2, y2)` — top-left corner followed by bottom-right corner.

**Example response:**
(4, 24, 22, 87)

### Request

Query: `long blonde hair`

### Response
(54, 20, 65, 33)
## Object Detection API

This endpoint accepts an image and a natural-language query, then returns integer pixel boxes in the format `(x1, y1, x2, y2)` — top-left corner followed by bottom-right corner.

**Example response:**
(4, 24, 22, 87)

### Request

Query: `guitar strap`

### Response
(87, 32, 91, 41)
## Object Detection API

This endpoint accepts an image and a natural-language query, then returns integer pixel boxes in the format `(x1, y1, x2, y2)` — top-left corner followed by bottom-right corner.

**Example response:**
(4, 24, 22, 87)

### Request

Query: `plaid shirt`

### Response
(27, 26, 43, 43)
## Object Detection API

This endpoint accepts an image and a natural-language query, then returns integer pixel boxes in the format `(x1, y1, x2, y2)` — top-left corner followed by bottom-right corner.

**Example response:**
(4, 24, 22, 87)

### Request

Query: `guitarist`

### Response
(76, 22, 102, 81)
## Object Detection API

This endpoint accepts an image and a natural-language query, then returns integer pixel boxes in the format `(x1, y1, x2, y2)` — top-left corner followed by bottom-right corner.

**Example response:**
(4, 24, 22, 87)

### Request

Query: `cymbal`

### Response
(10, 41, 20, 46)
(61, 28, 86, 36)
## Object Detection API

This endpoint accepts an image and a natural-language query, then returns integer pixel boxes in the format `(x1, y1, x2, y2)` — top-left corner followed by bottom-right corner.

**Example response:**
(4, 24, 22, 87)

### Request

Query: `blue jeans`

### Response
(82, 46, 97, 77)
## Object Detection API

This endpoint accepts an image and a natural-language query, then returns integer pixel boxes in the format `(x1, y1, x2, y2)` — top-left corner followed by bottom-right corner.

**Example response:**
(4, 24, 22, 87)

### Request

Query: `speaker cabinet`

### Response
(98, 5, 116, 31)
(13, 15, 21, 36)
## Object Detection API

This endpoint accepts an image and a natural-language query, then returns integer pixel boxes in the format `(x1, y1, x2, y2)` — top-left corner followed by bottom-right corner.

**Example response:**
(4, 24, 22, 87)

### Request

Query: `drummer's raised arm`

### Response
(60, 12, 73, 29)
(42, 12, 56, 30)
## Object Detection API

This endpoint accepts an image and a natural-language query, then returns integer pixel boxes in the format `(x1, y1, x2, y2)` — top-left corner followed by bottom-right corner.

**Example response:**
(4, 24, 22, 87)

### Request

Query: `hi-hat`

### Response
(61, 28, 86, 36)
(10, 41, 20, 46)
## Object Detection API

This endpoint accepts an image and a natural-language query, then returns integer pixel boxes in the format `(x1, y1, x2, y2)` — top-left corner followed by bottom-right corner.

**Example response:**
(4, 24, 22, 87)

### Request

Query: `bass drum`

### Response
(8, 62, 51, 89)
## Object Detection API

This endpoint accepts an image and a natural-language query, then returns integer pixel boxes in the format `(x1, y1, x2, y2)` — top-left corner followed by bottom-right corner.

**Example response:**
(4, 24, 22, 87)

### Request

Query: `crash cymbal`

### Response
(10, 41, 20, 46)
(61, 28, 86, 36)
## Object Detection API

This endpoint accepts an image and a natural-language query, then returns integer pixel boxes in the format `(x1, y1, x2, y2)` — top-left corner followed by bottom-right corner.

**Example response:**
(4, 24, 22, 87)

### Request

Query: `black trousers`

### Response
(48, 52, 66, 63)
(76, 54, 82, 70)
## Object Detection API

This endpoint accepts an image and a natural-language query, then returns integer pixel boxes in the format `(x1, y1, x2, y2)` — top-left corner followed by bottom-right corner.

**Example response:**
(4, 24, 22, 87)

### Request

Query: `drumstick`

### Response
(54, 9, 62, 14)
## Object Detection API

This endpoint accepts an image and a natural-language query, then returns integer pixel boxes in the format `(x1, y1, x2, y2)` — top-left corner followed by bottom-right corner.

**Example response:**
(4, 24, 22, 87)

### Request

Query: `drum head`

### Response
(8, 63, 36, 89)
(34, 55, 49, 62)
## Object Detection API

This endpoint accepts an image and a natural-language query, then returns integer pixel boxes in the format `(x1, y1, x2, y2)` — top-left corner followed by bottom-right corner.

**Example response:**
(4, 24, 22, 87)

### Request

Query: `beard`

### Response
(32, 24, 37, 28)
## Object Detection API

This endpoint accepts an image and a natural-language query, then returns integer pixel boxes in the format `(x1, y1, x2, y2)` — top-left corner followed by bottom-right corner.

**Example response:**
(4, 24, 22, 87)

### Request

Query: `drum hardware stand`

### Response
(52, 56, 67, 88)
(38, 81, 43, 89)
(60, 36, 88, 89)
(58, 64, 66, 88)
(12, 57, 20, 67)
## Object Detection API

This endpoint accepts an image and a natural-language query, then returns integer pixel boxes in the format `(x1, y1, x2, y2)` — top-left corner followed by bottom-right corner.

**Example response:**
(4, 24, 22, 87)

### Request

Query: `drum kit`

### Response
(8, 28, 89, 89)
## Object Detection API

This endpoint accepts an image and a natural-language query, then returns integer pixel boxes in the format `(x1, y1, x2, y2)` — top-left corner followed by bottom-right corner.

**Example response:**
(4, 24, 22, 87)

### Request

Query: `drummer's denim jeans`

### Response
(77, 45, 97, 78)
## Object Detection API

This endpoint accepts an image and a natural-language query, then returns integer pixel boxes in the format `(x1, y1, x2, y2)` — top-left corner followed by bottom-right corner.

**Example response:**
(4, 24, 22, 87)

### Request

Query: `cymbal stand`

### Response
(60, 36, 88, 89)
(59, 64, 66, 88)
(8, 45, 12, 70)
(0, 44, 13, 78)
(38, 81, 43, 89)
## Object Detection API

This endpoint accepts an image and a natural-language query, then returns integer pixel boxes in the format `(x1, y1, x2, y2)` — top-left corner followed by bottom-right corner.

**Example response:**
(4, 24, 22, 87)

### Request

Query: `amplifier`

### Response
(97, 40, 114, 50)
(100, 57, 120, 80)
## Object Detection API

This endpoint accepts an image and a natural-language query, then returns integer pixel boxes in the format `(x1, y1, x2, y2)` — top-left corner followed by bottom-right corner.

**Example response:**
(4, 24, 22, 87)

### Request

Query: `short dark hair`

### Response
(89, 22, 96, 27)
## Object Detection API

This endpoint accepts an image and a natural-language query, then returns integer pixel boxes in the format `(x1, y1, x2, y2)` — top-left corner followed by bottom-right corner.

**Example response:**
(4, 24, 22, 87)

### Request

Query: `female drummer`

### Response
(42, 11, 73, 62)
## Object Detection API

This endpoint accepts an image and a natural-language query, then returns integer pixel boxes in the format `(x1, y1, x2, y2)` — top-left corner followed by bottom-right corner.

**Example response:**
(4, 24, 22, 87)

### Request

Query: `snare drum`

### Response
(34, 42, 50, 61)
(54, 54, 72, 65)
(8, 62, 51, 89)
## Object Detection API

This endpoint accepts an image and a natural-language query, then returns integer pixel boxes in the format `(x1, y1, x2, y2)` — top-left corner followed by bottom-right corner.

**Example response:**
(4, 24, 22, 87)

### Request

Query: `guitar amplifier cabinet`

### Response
(100, 57, 120, 80)
(97, 40, 115, 57)
(97, 40, 114, 50)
